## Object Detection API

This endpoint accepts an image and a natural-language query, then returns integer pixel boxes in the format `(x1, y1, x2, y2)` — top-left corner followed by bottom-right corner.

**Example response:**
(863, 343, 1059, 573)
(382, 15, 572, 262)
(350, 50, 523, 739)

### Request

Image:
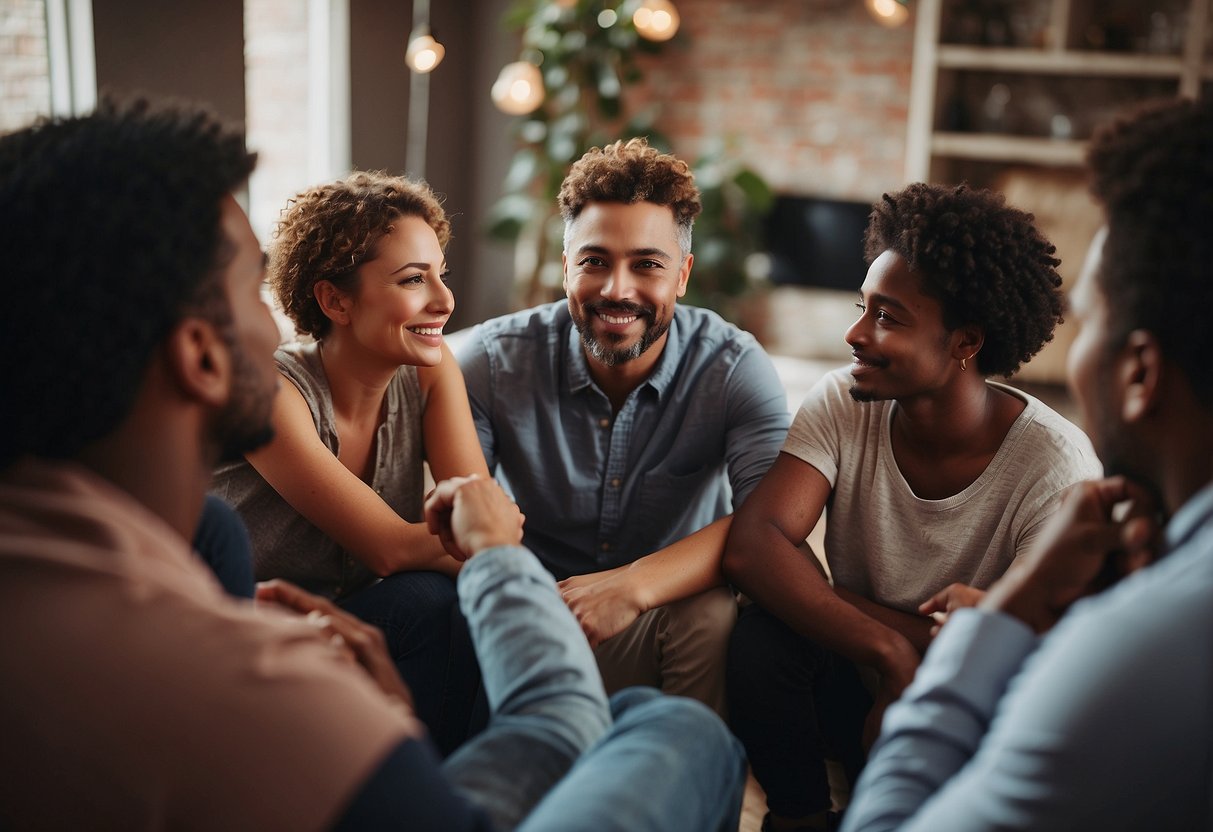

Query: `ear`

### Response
(1119, 329, 1163, 424)
(676, 253, 693, 299)
(314, 280, 351, 326)
(561, 251, 570, 295)
(162, 317, 231, 408)
(951, 324, 984, 363)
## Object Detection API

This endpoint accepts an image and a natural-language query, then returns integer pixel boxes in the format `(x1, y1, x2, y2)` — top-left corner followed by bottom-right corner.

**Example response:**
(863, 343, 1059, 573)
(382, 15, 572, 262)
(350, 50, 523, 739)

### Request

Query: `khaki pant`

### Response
(593, 585, 737, 718)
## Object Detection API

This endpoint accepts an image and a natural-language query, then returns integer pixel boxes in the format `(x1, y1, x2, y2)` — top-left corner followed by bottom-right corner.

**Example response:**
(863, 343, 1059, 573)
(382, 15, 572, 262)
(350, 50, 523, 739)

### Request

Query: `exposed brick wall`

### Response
(629, 0, 915, 201)
(1, 0, 51, 135)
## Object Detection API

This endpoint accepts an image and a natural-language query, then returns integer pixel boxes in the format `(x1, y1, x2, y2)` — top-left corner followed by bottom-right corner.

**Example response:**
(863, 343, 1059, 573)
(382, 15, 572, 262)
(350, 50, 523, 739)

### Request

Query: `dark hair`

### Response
(864, 182, 1063, 377)
(0, 97, 256, 467)
(558, 137, 701, 254)
(1087, 96, 1213, 405)
(269, 171, 451, 339)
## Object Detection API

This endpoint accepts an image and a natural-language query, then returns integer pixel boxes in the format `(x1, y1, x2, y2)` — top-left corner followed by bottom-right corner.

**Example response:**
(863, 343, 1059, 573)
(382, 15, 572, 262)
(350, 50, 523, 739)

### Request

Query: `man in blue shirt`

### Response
(841, 96, 1212, 831)
(457, 138, 790, 714)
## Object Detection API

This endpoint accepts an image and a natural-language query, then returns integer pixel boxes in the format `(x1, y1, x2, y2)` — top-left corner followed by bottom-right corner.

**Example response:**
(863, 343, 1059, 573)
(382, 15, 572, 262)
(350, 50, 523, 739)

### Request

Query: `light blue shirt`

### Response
(455, 301, 790, 580)
(843, 482, 1213, 831)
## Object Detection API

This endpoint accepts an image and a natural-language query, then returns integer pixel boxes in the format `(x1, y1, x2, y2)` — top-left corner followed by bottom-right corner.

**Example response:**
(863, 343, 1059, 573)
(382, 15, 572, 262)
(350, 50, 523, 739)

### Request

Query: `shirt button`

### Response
(600, 542, 611, 552)
(610, 478, 621, 488)
(598, 418, 610, 428)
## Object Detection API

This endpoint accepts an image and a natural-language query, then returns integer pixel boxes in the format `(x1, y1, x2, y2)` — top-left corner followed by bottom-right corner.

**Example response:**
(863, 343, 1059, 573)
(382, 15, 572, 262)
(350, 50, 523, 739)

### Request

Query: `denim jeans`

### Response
(339, 570, 487, 758)
(444, 547, 747, 832)
(728, 603, 873, 818)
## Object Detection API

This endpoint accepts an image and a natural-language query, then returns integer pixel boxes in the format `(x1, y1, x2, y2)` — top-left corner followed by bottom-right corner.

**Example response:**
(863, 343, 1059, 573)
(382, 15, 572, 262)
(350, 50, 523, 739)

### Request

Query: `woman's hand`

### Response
(919, 583, 986, 637)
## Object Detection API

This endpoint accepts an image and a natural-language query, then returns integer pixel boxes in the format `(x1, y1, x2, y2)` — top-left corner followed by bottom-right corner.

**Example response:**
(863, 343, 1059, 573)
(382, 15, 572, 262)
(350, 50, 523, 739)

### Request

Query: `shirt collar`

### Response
(562, 308, 684, 401)
(1164, 480, 1213, 553)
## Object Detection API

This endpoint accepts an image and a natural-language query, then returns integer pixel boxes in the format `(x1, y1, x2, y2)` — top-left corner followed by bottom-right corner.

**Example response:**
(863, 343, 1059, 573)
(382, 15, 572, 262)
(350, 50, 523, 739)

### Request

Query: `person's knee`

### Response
(659, 586, 737, 646)
(617, 693, 745, 767)
(608, 685, 663, 719)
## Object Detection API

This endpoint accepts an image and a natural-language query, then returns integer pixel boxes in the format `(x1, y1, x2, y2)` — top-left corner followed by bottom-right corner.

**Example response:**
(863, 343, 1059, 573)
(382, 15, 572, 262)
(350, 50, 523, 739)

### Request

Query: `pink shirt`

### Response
(0, 460, 422, 830)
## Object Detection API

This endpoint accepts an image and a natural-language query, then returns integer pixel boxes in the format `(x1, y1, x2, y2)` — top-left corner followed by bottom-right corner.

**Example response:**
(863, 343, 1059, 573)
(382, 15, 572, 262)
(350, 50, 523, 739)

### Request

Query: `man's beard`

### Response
(213, 338, 276, 463)
(574, 300, 668, 367)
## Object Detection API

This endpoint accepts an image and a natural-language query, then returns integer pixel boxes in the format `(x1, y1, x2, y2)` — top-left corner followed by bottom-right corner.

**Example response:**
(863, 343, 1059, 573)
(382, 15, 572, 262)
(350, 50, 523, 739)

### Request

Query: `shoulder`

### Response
(672, 305, 761, 360)
(275, 341, 329, 400)
(459, 301, 569, 353)
(997, 384, 1101, 480)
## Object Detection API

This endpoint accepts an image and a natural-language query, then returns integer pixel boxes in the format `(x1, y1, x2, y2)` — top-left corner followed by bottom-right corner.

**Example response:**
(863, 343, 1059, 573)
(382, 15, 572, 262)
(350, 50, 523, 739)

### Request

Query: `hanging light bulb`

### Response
(633, 0, 680, 42)
(405, 27, 446, 73)
(865, 0, 910, 27)
(491, 61, 545, 115)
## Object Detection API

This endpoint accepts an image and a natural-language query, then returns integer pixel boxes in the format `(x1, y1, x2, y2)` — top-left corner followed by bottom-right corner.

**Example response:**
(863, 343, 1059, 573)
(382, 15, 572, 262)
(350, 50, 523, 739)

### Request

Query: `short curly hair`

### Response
(864, 182, 1063, 377)
(269, 171, 450, 339)
(1087, 96, 1213, 406)
(558, 137, 701, 255)
(0, 97, 256, 467)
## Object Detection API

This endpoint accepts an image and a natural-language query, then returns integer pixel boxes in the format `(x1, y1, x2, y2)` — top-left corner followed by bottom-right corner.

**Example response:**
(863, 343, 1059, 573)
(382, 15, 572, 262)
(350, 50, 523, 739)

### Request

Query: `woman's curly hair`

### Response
(270, 171, 450, 339)
(558, 137, 701, 255)
(1087, 96, 1213, 405)
(864, 182, 1063, 377)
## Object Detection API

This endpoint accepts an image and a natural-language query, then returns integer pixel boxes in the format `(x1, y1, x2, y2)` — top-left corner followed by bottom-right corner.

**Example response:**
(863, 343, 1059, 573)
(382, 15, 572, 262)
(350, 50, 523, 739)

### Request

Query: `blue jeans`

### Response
(339, 570, 487, 758)
(443, 548, 746, 831)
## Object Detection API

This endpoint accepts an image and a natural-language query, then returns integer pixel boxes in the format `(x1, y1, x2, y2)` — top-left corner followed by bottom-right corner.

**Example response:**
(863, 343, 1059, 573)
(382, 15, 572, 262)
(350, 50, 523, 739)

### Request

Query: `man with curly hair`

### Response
(456, 138, 790, 715)
(0, 102, 747, 831)
(842, 94, 1213, 832)
(724, 182, 1101, 831)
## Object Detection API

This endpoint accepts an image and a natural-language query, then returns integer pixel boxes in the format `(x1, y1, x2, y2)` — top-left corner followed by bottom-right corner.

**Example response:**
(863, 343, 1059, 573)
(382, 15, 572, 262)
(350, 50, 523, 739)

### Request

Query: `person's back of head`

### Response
(558, 137, 702, 256)
(864, 182, 1064, 378)
(0, 98, 256, 468)
(1086, 95, 1213, 408)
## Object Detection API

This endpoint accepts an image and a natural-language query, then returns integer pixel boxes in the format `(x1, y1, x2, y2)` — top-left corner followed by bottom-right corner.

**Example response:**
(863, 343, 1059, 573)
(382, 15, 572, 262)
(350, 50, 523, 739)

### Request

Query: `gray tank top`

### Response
(211, 341, 426, 599)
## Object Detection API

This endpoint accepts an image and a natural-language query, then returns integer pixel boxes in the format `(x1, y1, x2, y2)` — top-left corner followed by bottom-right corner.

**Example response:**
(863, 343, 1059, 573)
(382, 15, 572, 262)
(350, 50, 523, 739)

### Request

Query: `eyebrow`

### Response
(862, 291, 912, 314)
(389, 261, 445, 275)
(575, 245, 675, 260)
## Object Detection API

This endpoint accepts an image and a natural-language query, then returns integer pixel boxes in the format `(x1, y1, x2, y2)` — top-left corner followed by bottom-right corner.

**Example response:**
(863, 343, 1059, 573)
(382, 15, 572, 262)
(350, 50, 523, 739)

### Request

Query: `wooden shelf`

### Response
(930, 132, 1087, 166)
(936, 46, 1186, 78)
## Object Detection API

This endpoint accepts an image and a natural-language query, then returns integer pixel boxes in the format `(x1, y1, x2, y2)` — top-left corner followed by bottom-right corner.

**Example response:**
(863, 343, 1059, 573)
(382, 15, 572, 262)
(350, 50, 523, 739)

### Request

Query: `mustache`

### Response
(586, 300, 655, 318)
(851, 350, 890, 368)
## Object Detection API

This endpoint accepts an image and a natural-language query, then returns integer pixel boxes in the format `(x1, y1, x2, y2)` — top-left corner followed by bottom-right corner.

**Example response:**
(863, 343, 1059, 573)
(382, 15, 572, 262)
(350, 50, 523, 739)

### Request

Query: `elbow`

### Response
(721, 540, 752, 591)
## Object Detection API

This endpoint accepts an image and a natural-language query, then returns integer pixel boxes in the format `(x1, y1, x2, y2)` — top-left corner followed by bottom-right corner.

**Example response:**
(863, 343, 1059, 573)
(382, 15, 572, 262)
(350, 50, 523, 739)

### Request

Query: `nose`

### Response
(600, 264, 635, 302)
(427, 276, 454, 315)
(843, 309, 868, 349)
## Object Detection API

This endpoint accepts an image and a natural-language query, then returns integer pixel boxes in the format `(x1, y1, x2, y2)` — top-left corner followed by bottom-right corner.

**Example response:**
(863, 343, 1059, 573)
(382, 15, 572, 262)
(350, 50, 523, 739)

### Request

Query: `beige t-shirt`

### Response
(783, 368, 1102, 613)
(0, 460, 423, 831)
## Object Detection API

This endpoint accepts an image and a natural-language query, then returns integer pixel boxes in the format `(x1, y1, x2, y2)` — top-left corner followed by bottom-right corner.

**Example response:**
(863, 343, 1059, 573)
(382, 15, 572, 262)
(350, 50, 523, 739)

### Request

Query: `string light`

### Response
(491, 61, 545, 115)
(633, 0, 680, 42)
(405, 28, 445, 73)
(865, 0, 910, 27)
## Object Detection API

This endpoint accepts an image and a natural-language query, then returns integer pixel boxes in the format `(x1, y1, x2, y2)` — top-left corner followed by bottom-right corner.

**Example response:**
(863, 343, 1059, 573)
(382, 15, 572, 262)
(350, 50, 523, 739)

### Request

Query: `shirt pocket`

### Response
(634, 464, 717, 534)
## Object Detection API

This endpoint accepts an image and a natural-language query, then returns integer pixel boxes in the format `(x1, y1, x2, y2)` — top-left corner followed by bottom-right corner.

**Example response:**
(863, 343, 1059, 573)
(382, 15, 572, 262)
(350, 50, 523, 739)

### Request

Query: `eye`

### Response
(440, 269, 452, 285)
(578, 256, 607, 268)
(854, 301, 866, 313)
(636, 259, 665, 271)
(398, 274, 424, 286)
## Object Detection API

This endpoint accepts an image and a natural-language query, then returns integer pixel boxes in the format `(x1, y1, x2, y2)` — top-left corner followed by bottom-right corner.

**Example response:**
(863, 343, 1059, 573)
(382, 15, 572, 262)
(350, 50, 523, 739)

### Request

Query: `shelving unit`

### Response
(903, 0, 1211, 385)
(906, 0, 1211, 183)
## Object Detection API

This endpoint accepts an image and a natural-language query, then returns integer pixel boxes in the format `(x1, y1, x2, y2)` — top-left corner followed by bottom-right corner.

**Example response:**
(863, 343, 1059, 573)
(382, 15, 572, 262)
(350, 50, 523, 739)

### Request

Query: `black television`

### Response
(764, 194, 874, 292)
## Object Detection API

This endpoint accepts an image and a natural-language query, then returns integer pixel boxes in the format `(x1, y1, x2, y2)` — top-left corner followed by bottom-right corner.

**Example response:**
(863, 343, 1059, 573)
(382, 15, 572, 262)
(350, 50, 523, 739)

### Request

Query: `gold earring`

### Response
(960, 357, 968, 371)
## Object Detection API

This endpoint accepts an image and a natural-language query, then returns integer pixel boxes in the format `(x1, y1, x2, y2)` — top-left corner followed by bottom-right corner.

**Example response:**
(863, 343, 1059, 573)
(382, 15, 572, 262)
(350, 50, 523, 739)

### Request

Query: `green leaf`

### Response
(732, 169, 775, 214)
(503, 149, 541, 192)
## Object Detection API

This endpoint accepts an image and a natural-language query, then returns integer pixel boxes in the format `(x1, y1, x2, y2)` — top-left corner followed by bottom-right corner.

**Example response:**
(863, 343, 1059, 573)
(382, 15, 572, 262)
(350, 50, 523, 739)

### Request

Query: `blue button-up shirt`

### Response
(456, 301, 790, 580)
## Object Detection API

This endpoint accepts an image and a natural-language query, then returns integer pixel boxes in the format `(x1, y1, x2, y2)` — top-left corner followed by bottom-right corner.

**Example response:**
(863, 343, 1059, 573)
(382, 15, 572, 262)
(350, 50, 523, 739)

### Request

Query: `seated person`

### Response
(456, 138, 790, 716)
(841, 95, 1212, 832)
(211, 172, 489, 754)
(0, 98, 747, 832)
(723, 182, 1101, 831)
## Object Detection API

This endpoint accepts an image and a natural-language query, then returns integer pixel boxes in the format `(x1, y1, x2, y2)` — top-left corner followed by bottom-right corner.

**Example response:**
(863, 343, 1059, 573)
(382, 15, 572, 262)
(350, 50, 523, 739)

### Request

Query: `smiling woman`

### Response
(210, 171, 492, 756)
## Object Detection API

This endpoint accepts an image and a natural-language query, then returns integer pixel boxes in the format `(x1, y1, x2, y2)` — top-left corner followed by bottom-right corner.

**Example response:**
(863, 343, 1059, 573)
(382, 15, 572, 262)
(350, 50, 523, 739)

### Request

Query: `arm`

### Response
(416, 342, 491, 482)
(558, 515, 731, 647)
(245, 376, 461, 577)
(842, 477, 1166, 832)
(722, 453, 920, 700)
(451, 327, 498, 472)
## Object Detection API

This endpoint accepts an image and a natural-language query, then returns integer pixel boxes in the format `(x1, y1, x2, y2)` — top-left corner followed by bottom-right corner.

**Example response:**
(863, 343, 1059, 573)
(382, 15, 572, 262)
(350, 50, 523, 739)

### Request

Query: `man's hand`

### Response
(424, 475, 524, 561)
(558, 566, 647, 648)
(919, 583, 986, 637)
(981, 477, 1160, 634)
(255, 579, 415, 709)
